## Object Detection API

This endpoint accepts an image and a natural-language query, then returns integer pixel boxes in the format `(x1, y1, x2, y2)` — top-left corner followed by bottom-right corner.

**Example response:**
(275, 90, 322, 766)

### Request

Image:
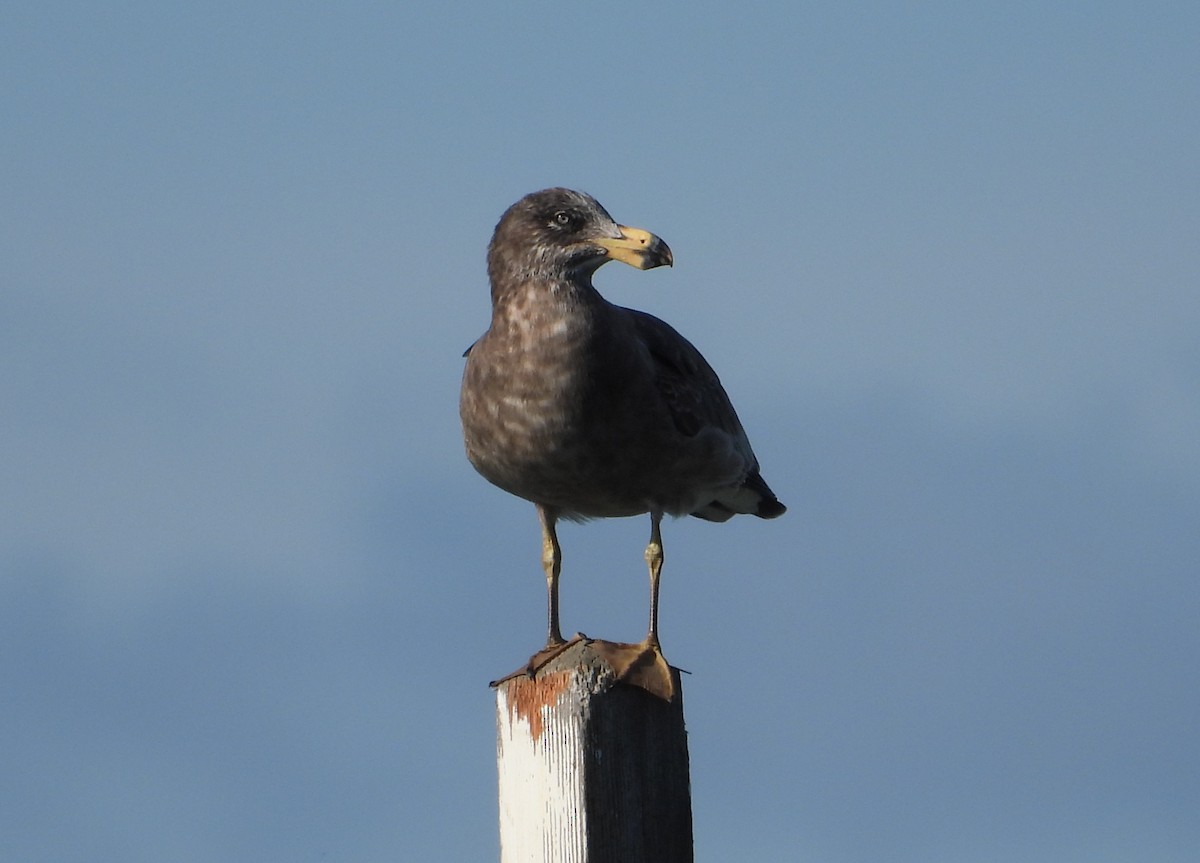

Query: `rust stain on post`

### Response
(505, 671, 571, 742)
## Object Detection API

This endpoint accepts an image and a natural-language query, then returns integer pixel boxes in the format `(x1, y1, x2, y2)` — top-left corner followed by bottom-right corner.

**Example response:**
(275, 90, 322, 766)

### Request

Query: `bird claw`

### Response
(589, 638, 677, 701)
(490, 634, 587, 688)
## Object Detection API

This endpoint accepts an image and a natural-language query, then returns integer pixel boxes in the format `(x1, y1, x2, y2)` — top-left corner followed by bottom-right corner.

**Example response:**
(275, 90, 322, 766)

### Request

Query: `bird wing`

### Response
(623, 307, 756, 457)
(624, 307, 786, 520)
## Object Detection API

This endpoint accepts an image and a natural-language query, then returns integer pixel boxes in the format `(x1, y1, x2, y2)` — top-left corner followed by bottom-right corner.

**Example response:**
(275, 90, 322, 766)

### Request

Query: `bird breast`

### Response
(461, 294, 597, 479)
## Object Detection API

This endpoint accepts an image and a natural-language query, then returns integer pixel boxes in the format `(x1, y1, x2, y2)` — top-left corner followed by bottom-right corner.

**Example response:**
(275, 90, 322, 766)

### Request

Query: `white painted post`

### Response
(495, 639, 693, 863)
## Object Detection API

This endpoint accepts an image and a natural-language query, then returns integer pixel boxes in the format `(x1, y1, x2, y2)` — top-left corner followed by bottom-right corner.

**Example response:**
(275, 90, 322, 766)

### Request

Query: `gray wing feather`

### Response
(624, 308, 757, 464)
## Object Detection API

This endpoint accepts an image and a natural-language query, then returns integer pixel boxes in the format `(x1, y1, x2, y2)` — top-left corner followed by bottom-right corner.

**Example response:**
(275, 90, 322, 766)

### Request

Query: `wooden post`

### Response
(495, 638, 693, 863)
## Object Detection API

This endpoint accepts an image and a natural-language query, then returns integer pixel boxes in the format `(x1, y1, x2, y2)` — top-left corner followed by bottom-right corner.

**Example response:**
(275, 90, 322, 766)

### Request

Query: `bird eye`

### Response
(552, 211, 572, 227)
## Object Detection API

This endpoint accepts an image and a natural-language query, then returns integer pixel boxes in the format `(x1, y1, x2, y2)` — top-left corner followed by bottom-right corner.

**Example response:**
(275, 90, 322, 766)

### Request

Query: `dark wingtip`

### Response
(756, 499, 787, 519)
(744, 471, 786, 519)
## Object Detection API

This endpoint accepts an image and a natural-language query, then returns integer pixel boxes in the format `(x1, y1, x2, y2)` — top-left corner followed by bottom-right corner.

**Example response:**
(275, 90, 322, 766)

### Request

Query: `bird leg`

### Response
(490, 505, 579, 687)
(492, 507, 677, 702)
(538, 504, 565, 647)
(645, 508, 664, 646)
(590, 508, 676, 700)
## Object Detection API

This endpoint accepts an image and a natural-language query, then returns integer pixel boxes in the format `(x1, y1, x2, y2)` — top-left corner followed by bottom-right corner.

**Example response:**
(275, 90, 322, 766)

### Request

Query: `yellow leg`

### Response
(538, 505, 565, 646)
(645, 509, 664, 645)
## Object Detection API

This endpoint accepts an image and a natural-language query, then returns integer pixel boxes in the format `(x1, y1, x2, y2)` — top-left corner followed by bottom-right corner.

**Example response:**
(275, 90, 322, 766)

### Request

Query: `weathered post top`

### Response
(495, 638, 694, 863)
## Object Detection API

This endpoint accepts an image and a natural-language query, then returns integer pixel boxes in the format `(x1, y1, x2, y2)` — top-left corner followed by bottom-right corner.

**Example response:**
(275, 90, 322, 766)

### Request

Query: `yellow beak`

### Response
(594, 225, 674, 270)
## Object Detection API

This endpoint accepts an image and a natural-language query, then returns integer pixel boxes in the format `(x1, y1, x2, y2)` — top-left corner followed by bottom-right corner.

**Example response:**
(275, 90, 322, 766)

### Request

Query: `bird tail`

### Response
(691, 471, 786, 522)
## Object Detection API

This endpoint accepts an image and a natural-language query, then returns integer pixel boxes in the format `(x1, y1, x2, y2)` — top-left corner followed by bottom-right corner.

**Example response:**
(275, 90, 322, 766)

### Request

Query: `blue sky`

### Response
(3, 2, 1198, 860)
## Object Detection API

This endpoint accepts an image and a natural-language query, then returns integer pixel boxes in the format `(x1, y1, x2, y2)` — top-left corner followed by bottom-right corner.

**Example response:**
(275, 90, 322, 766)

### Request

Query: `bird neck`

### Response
(489, 260, 602, 305)
(489, 273, 604, 342)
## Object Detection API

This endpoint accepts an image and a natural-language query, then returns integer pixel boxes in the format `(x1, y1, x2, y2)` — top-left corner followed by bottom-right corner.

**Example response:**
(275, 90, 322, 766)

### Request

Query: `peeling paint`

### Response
(505, 670, 571, 742)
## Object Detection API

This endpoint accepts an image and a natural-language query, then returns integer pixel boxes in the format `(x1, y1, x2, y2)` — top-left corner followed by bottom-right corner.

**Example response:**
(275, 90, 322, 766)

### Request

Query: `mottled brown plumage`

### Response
(460, 188, 784, 698)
